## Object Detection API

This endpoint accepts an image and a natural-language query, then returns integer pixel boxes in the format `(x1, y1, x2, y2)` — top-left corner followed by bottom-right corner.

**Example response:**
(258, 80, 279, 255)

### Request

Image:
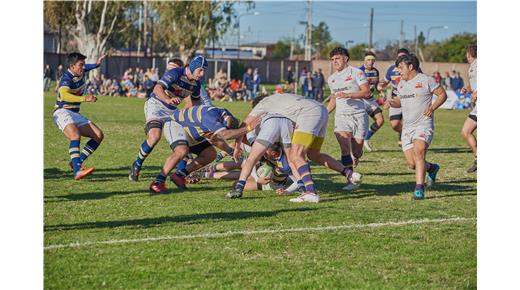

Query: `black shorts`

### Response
(189, 140, 212, 156)
(369, 107, 383, 118)
(468, 114, 477, 122)
(389, 114, 403, 121)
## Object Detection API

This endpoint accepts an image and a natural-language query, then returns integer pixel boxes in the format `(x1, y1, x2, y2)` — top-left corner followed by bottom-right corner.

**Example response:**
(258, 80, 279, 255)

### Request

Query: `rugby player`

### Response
(229, 93, 361, 203)
(53, 52, 106, 180)
(326, 47, 370, 190)
(359, 51, 384, 152)
(150, 105, 262, 193)
(389, 54, 446, 200)
(128, 56, 205, 182)
(460, 44, 477, 173)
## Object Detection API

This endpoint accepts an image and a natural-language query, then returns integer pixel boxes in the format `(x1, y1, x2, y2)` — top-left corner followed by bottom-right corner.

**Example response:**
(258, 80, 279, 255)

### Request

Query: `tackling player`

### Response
(128, 56, 205, 182)
(460, 44, 477, 173)
(53, 52, 106, 180)
(389, 54, 446, 200)
(359, 51, 384, 152)
(326, 47, 370, 190)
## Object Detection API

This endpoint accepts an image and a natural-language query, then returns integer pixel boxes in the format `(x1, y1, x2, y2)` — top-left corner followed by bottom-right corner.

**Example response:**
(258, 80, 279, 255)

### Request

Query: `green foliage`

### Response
(312, 21, 332, 59)
(424, 33, 477, 62)
(348, 43, 369, 60)
(271, 38, 303, 59)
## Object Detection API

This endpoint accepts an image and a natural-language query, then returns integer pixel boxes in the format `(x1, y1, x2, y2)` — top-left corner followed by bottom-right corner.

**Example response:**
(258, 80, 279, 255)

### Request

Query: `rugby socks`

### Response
(176, 165, 189, 177)
(415, 184, 425, 191)
(341, 167, 353, 179)
(134, 141, 153, 168)
(175, 159, 188, 175)
(234, 180, 246, 193)
(69, 140, 82, 174)
(80, 139, 100, 163)
(341, 155, 353, 167)
(155, 173, 167, 184)
(426, 162, 434, 174)
(365, 123, 381, 140)
(297, 164, 316, 193)
(297, 180, 305, 192)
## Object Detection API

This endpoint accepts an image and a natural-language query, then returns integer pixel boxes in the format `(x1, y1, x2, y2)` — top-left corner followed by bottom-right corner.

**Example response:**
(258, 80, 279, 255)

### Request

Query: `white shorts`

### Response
(144, 97, 176, 124)
(469, 102, 477, 116)
(295, 105, 328, 138)
(53, 108, 91, 131)
(334, 111, 369, 140)
(255, 117, 294, 148)
(162, 120, 189, 148)
(401, 124, 434, 152)
(363, 99, 380, 115)
(389, 106, 403, 120)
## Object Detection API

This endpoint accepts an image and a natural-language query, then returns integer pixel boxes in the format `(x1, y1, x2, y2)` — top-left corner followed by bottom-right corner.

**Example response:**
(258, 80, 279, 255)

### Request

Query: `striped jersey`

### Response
(55, 64, 98, 113)
(172, 105, 230, 144)
(152, 67, 201, 110)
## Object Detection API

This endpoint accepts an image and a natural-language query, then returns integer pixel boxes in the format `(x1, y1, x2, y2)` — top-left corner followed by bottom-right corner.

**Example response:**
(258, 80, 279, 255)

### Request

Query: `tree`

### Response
(271, 38, 303, 59)
(311, 22, 332, 59)
(152, 1, 244, 63)
(423, 33, 477, 62)
(348, 43, 369, 60)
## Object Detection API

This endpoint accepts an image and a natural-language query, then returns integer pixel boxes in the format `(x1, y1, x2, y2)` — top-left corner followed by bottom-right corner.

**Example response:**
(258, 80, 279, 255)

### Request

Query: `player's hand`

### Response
(470, 91, 477, 103)
(335, 92, 350, 99)
(96, 54, 107, 66)
(257, 176, 272, 185)
(460, 87, 468, 94)
(85, 95, 97, 102)
(383, 99, 391, 109)
(244, 114, 264, 131)
(233, 148, 243, 163)
(423, 105, 434, 117)
(168, 97, 181, 105)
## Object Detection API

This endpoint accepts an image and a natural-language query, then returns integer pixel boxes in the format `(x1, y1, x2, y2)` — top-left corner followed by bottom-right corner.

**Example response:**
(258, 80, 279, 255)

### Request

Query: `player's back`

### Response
(250, 93, 322, 122)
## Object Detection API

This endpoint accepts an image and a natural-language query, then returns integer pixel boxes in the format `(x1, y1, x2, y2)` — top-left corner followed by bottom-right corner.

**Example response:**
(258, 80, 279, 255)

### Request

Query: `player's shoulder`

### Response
(350, 65, 364, 74)
(59, 71, 74, 86)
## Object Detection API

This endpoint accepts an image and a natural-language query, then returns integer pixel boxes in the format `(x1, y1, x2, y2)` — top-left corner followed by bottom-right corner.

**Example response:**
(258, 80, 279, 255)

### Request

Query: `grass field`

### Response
(44, 92, 476, 289)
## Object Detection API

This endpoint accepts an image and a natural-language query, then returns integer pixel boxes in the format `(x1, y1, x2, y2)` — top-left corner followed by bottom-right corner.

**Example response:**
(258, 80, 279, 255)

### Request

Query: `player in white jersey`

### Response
(360, 51, 384, 152)
(389, 54, 447, 200)
(460, 44, 477, 173)
(227, 93, 361, 203)
(326, 47, 370, 190)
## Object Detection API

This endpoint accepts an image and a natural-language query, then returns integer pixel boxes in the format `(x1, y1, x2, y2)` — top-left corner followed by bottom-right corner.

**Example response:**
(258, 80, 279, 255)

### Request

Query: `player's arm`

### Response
(424, 86, 447, 117)
(59, 86, 96, 103)
(326, 94, 337, 114)
(155, 70, 182, 105)
(208, 137, 234, 155)
(83, 54, 106, 72)
(388, 96, 401, 108)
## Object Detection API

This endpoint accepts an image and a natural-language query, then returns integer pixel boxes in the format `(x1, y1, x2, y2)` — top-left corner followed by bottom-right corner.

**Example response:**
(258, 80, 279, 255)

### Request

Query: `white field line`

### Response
(44, 217, 475, 250)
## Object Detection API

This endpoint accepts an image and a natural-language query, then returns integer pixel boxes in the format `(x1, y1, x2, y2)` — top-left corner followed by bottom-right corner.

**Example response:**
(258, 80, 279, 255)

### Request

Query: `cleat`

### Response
(342, 182, 360, 191)
(289, 192, 320, 203)
(170, 172, 187, 189)
(185, 175, 201, 184)
(69, 161, 85, 171)
(426, 163, 440, 188)
(412, 189, 425, 200)
(74, 167, 94, 180)
(363, 140, 373, 152)
(149, 181, 168, 194)
(466, 159, 477, 173)
(128, 163, 141, 182)
(226, 190, 243, 199)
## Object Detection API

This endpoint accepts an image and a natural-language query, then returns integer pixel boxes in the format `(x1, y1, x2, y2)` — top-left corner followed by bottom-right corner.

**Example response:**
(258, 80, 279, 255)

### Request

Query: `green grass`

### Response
(44, 92, 476, 289)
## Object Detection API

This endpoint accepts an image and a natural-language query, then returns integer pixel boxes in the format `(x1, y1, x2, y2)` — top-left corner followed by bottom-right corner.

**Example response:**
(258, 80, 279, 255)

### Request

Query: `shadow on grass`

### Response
(44, 188, 147, 202)
(429, 147, 472, 154)
(44, 166, 163, 180)
(44, 207, 319, 232)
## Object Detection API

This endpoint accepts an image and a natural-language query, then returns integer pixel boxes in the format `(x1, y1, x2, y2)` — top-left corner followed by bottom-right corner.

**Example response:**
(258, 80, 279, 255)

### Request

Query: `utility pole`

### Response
(143, 0, 148, 57)
(369, 8, 374, 50)
(305, 0, 312, 61)
(290, 27, 295, 60)
(414, 25, 418, 54)
(137, 4, 142, 56)
(399, 20, 404, 48)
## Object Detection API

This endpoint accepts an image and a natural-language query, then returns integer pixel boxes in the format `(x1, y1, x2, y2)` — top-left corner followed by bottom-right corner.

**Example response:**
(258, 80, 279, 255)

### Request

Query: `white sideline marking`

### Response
(44, 217, 475, 250)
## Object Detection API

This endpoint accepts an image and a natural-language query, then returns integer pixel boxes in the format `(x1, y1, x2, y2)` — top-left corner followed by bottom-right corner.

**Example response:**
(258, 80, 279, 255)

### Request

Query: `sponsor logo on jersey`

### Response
(415, 83, 423, 88)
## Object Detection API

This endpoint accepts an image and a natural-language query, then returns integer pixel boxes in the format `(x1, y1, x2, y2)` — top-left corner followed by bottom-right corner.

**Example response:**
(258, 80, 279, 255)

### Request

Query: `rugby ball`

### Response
(256, 164, 274, 179)
(350, 172, 362, 184)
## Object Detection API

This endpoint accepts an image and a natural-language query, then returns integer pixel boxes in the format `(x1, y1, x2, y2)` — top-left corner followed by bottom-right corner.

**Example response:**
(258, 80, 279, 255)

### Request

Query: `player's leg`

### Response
(129, 121, 163, 181)
(171, 141, 216, 189)
(411, 139, 429, 200)
(335, 131, 354, 168)
(364, 108, 384, 152)
(461, 115, 477, 173)
(78, 121, 104, 164)
(226, 141, 269, 198)
(150, 143, 189, 193)
(389, 107, 403, 145)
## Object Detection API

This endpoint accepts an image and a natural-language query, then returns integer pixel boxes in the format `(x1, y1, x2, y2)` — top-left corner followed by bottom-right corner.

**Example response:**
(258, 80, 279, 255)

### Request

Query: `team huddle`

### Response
(52, 44, 477, 202)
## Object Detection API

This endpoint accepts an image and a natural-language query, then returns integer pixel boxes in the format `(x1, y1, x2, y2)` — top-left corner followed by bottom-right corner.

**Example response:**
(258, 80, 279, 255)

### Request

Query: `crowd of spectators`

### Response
(206, 66, 267, 102)
(432, 70, 465, 92)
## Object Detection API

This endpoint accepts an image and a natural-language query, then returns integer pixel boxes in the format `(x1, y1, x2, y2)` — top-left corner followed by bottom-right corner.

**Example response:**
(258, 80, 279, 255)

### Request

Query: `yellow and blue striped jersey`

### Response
(55, 64, 98, 113)
(172, 105, 231, 144)
(152, 67, 202, 110)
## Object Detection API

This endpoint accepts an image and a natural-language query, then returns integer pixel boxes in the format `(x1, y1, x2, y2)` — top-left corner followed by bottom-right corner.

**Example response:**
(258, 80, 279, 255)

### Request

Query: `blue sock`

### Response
(176, 159, 188, 174)
(134, 141, 153, 168)
(297, 180, 305, 192)
(176, 166, 189, 177)
(341, 155, 353, 167)
(415, 184, 425, 191)
(365, 130, 374, 140)
(80, 139, 100, 163)
(155, 173, 167, 183)
(69, 140, 82, 174)
(235, 180, 246, 192)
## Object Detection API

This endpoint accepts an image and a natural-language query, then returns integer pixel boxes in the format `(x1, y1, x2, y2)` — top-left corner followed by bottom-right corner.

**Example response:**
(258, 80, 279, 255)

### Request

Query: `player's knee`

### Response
(148, 130, 162, 145)
(376, 117, 384, 127)
(95, 129, 104, 142)
(461, 127, 471, 139)
(406, 160, 416, 170)
(390, 121, 400, 130)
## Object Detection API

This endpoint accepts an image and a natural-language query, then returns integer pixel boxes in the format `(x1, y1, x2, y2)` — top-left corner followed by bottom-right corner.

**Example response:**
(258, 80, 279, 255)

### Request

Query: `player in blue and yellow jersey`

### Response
(149, 105, 262, 193)
(52, 52, 106, 180)
(128, 56, 206, 182)
(359, 51, 384, 152)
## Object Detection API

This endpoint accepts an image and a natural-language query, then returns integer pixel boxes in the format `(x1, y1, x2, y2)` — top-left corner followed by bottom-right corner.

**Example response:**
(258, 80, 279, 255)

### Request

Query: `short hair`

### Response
(67, 52, 87, 67)
(395, 54, 420, 71)
(466, 44, 477, 58)
(364, 51, 376, 58)
(168, 58, 184, 67)
(397, 48, 410, 56)
(329, 47, 350, 59)
(252, 94, 268, 108)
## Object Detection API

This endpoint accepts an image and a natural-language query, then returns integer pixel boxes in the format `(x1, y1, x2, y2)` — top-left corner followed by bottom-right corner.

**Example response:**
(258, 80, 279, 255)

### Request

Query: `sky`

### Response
(219, 0, 476, 48)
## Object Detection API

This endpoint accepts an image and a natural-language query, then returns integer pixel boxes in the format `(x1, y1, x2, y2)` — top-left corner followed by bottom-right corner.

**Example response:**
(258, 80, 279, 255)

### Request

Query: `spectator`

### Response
(433, 71, 442, 85)
(443, 71, 452, 90)
(126, 83, 138, 98)
(242, 67, 254, 102)
(286, 65, 295, 92)
(143, 74, 155, 98)
(54, 64, 64, 92)
(44, 64, 52, 91)
(226, 78, 240, 102)
(312, 69, 325, 101)
(450, 70, 464, 91)
(303, 71, 313, 99)
(253, 68, 261, 99)
(299, 67, 308, 95)
(151, 68, 159, 82)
